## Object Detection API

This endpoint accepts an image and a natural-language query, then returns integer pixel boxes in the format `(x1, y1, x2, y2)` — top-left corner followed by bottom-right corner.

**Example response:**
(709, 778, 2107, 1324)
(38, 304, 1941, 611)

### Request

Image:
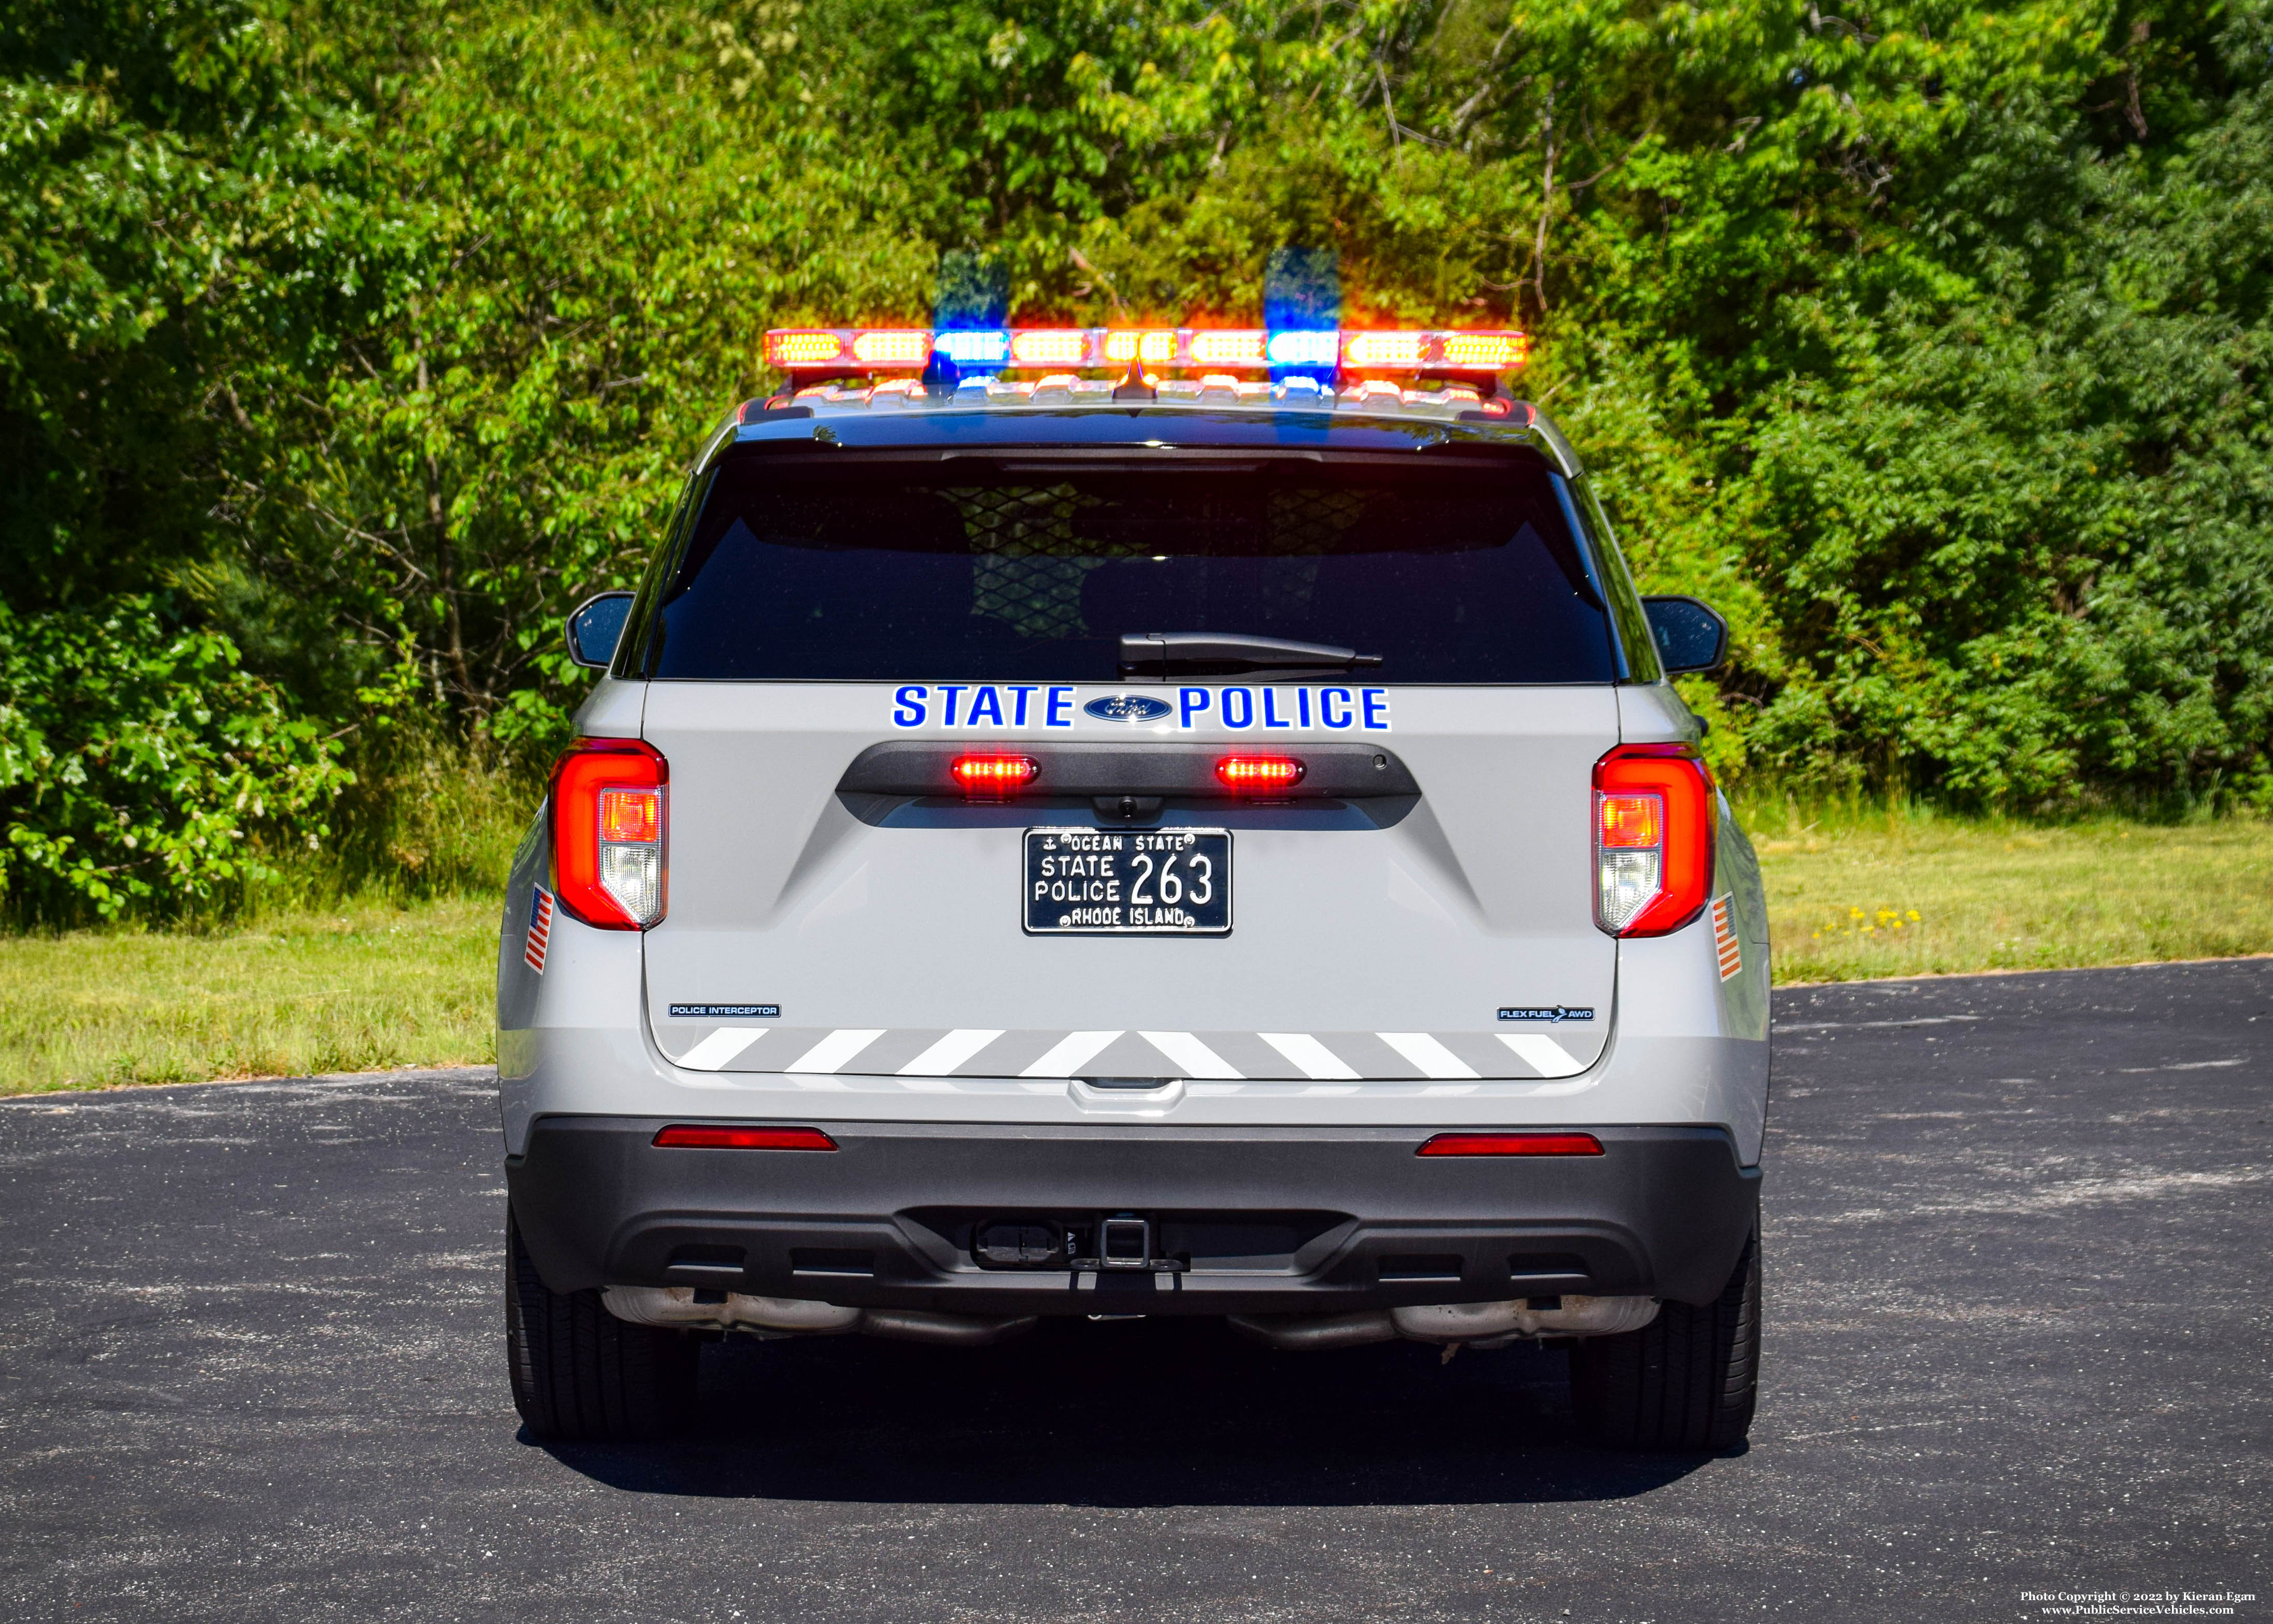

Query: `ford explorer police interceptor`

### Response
(498, 323, 1768, 1451)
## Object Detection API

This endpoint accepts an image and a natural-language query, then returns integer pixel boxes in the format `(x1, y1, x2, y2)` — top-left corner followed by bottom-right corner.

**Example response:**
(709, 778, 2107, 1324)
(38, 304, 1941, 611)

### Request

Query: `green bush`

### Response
(0, 601, 350, 919)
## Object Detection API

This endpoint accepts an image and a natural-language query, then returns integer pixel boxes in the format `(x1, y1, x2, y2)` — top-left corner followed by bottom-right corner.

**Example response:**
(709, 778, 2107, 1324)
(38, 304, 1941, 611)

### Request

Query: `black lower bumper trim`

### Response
(506, 1119, 1761, 1315)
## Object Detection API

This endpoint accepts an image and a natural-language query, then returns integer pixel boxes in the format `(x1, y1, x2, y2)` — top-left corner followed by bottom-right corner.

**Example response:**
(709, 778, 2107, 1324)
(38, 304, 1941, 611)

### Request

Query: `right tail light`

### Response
(1593, 743, 1715, 936)
(551, 738, 668, 929)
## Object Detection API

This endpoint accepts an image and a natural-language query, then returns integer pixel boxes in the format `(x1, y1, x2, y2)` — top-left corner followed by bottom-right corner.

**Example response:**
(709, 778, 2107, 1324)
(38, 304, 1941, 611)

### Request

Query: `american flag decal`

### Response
(524, 886, 555, 974)
(1711, 894, 1741, 981)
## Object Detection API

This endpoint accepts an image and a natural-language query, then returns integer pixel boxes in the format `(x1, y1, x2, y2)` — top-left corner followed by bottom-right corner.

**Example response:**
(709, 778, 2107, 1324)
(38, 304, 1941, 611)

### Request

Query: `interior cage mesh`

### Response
(948, 484, 1365, 640)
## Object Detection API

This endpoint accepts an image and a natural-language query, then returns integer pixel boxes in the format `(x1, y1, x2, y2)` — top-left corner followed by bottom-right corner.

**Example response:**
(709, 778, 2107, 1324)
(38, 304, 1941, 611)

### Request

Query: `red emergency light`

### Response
(951, 753, 1041, 795)
(1216, 756, 1306, 793)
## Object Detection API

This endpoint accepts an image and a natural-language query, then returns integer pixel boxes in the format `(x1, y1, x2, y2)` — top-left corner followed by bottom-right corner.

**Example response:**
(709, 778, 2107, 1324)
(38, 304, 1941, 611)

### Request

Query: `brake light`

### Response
(951, 753, 1039, 795)
(550, 738, 667, 930)
(652, 1124, 837, 1150)
(599, 788, 660, 844)
(1598, 794, 1661, 849)
(1417, 1132, 1605, 1157)
(1593, 743, 1715, 936)
(1216, 755, 1305, 792)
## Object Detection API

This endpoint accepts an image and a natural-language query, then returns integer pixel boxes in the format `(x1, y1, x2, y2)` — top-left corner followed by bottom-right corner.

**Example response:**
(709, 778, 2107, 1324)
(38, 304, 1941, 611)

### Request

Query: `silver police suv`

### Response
(497, 333, 1769, 1451)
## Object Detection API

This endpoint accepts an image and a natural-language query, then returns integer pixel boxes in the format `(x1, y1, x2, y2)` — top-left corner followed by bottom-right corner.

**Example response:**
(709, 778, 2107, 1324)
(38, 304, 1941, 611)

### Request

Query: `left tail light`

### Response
(551, 738, 667, 929)
(1593, 743, 1715, 936)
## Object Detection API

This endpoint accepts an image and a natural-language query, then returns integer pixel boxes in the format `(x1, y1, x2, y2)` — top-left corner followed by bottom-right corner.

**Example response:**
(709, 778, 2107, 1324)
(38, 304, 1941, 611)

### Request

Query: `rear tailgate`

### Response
(641, 681, 1616, 1081)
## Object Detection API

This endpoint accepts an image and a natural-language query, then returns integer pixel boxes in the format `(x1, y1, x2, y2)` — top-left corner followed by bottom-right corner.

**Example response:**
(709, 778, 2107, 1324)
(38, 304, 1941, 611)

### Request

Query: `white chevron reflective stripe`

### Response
(676, 1028, 766, 1072)
(1020, 1030, 1124, 1078)
(1259, 1032, 1359, 1080)
(1378, 1032, 1479, 1080)
(1140, 1030, 1244, 1080)
(900, 1029, 1005, 1076)
(1499, 1032, 1583, 1077)
(785, 1029, 884, 1074)
(663, 1022, 1604, 1078)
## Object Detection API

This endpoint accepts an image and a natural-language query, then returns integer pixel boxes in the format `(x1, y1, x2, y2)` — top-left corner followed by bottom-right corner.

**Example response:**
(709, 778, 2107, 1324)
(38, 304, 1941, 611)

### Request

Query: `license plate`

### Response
(1024, 828, 1232, 935)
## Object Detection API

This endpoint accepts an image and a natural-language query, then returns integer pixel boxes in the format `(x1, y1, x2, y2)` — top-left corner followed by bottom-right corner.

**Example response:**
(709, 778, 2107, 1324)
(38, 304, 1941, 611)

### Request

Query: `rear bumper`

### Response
(507, 1118, 1761, 1314)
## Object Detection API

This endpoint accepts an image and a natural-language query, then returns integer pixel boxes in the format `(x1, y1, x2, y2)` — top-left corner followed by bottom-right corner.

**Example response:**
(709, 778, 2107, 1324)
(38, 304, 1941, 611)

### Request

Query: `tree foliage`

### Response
(4, 0, 2270, 914)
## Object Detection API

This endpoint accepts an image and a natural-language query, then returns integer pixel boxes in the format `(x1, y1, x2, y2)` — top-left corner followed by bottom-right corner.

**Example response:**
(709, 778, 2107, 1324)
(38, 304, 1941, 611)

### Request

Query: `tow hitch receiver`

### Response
(973, 1213, 1188, 1274)
(1069, 1213, 1187, 1276)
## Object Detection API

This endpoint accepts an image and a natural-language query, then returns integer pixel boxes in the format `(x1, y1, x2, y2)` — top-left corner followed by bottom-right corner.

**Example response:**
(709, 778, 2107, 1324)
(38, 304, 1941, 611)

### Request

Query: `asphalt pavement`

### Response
(2, 961, 2268, 1622)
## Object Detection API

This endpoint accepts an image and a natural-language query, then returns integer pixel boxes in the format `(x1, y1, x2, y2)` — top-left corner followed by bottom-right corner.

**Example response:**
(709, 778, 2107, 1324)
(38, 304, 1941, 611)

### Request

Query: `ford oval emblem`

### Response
(1084, 694, 1174, 723)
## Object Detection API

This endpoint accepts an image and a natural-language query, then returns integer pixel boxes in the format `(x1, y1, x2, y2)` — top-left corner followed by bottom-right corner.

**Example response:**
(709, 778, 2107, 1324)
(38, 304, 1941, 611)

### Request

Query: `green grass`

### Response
(0, 897, 497, 1095)
(9, 805, 2273, 1094)
(1746, 800, 2273, 983)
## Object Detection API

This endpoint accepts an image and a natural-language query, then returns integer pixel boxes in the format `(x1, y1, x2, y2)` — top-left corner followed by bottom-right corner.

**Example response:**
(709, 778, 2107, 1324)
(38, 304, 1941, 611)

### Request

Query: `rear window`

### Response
(642, 452, 1618, 683)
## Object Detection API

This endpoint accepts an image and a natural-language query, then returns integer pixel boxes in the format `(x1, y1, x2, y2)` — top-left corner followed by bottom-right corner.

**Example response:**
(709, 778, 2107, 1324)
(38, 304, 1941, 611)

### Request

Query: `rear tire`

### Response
(1570, 1228, 1760, 1451)
(506, 1217, 698, 1442)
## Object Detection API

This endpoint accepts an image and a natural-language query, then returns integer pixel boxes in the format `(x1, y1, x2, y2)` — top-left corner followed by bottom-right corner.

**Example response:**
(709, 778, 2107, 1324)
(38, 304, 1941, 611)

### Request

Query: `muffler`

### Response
(1392, 1295, 1660, 1341)
(1229, 1294, 1660, 1352)
(603, 1286, 1037, 1347)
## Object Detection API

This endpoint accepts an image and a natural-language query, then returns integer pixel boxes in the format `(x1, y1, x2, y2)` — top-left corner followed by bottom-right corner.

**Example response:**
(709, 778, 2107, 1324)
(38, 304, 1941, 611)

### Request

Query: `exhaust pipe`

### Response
(1227, 1309, 1400, 1352)
(1230, 1294, 1659, 1352)
(602, 1287, 1037, 1347)
(856, 1307, 1038, 1347)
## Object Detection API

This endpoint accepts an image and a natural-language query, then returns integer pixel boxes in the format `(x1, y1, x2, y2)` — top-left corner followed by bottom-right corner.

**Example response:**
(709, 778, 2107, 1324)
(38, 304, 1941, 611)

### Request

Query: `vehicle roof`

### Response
(702, 389, 1583, 481)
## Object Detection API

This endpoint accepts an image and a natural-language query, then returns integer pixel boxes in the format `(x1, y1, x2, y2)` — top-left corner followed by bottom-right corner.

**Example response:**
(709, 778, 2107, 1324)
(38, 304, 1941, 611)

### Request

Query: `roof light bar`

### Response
(763, 327, 1527, 374)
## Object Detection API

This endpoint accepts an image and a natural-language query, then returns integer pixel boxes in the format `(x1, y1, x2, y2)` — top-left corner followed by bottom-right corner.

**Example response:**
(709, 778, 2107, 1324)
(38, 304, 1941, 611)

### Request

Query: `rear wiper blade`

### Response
(1118, 632, 1384, 678)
